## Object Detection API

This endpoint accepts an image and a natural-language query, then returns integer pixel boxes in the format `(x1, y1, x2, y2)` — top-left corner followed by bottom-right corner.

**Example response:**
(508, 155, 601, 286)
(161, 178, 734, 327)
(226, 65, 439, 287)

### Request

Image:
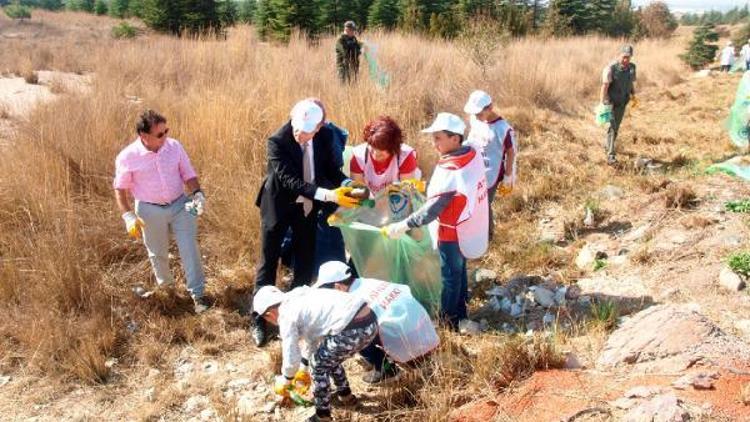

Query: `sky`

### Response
(633, 0, 749, 13)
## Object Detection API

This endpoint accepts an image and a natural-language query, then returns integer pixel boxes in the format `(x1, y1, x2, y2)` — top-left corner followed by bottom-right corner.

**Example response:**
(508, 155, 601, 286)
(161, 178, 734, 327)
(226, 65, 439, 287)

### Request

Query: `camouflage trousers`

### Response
(311, 318, 378, 416)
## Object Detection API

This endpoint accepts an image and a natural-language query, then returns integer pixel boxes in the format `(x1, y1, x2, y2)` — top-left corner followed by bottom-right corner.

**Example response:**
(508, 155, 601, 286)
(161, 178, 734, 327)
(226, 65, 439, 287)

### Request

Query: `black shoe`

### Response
(252, 317, 268, 347)
(607, 156, 617, 166)
(362, 362, 400, 384)
(305, 414, 332, 422)
(193, 296, 211, 314)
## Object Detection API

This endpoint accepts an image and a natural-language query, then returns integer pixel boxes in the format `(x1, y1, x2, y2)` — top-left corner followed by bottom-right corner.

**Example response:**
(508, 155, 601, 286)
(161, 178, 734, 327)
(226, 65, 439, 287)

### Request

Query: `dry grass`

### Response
(663, 183, 698, 209)
(742, 382, 750, 406)
(0, 10, 736, 419)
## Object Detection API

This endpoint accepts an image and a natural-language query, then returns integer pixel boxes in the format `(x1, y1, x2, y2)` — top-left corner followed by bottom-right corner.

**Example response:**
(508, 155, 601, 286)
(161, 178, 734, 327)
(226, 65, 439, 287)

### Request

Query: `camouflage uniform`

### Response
(602, 60, 636, 161)
(336, 34, 362, 83)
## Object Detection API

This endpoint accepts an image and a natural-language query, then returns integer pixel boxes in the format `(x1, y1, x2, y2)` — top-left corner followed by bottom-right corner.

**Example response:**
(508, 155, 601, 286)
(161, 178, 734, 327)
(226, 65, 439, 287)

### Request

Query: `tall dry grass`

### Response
(0, 11, 694, 402)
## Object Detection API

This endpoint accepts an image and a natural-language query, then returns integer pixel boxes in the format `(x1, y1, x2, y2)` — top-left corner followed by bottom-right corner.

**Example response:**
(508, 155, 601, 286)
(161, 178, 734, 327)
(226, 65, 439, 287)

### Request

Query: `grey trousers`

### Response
(134, 195, 206, 299)
(606, 103, 627, 159)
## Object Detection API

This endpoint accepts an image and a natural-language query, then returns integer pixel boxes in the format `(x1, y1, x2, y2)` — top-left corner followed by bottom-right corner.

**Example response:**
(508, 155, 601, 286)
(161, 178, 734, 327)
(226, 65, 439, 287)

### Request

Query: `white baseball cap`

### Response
(421, 112, 466, 135)
(313, 261, 352, 288)
(253, 285, 285, 315)
(290, 100, 324, 133)
(463, 90, 492, 115)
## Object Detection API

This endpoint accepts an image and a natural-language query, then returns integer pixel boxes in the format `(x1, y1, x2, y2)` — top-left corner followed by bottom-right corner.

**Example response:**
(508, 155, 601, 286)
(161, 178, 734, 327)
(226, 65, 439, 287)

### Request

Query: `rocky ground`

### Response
(1, 26, 750, 421)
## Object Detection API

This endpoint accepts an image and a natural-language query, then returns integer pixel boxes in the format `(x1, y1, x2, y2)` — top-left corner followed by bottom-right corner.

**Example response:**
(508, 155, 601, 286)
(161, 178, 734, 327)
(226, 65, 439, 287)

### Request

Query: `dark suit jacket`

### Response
(256, 121, 347, 227)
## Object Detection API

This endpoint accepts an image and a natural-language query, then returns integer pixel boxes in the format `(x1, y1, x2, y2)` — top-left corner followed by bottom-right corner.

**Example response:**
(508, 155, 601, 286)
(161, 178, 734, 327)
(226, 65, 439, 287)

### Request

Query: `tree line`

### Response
(3, 0, 679, 41)
(679, 6, 749, 26)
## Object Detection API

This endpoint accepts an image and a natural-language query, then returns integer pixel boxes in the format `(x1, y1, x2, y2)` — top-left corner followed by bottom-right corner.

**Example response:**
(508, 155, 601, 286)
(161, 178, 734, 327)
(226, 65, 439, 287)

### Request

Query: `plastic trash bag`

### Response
(595, 103, 612, 126)
(727, 72, 750, 148)
(706, 155, 750, 181)
(328, 186, 442, 314)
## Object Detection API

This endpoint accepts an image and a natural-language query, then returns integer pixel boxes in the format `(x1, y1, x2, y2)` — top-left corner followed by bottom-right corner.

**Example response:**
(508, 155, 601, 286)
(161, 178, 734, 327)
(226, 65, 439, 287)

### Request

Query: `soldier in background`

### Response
(336, 21, 362, 83)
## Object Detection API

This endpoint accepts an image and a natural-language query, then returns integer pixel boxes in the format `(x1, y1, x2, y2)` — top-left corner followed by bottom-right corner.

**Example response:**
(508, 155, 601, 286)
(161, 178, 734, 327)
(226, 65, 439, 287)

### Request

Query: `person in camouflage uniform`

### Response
(336, 21, 362, 84)
(600, 44, 637, 165)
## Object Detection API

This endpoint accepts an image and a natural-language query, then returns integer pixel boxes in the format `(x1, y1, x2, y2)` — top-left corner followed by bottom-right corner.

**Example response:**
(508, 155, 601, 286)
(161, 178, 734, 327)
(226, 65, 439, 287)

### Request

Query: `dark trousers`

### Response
(359, 336, 387, 370)
(255, 205, 317, 292)
(487, 184, 497, 241)
(438, 241, 468, 329)
(280, 210, 346, 274)
(605, 102, 627, 159)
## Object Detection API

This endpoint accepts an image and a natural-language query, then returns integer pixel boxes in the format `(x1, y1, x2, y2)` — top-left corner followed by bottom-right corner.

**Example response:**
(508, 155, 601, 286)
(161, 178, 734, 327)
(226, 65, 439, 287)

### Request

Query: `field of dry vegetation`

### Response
(1, 10, 749, 421)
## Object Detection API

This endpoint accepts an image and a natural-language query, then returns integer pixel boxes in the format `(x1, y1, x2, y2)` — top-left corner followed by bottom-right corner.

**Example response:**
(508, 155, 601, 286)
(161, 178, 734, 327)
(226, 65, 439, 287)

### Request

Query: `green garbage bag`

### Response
(329, 186, 442, 315)
(363, 42, 390, 89)
(706, 155, 750, 181)
(595, 103, 612, 126)
(727, 72, 750, 148)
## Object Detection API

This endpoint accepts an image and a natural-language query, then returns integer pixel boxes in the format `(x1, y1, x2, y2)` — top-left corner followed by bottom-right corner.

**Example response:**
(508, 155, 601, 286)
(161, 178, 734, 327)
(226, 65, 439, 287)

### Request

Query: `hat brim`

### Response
(463, 103, 484, 115)
(292, 119, 319, 134)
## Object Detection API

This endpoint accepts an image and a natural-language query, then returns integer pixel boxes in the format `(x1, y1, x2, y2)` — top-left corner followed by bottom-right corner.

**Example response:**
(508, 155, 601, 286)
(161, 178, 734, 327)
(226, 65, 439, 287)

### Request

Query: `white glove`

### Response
(384, 220, 410, 239)
(185, 191, 205, 216)
(122, 211, 145, 239)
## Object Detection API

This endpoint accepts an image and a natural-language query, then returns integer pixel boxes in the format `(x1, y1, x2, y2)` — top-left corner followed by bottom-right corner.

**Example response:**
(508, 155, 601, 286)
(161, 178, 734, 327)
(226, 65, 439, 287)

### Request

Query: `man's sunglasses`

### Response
(153, 128, 169, 139)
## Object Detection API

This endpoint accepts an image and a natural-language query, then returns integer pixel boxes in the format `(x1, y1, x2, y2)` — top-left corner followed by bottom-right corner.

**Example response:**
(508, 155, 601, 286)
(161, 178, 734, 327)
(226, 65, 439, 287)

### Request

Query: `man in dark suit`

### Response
(253, 99, 358, 346)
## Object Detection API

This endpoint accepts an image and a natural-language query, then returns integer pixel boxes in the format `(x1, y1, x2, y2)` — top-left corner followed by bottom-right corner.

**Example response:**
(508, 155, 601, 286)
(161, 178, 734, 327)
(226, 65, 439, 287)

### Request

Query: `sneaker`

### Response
(305, 415, 332, 422)
(607, 156, 618, 166)
(193, 296, 211, 314)
(362, 362, 400, 385)
(252, 317, 268, 347)
(335, 393, 358, 408)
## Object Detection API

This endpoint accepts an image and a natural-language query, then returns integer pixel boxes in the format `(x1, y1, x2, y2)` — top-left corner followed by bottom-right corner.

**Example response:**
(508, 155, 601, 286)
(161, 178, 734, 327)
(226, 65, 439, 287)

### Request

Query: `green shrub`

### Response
(725, 199, 750, 213)
(112, 21, 138, 39)
(4, 1, 31, 19)
(590, 299, 619, 331)
(728, 252, 750, 277)
(680, 24, 719, 70)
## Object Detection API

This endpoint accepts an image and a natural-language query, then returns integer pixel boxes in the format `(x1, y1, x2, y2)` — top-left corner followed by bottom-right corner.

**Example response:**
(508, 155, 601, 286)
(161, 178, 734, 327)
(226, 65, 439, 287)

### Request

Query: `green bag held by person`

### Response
(595, 103, 613, 126)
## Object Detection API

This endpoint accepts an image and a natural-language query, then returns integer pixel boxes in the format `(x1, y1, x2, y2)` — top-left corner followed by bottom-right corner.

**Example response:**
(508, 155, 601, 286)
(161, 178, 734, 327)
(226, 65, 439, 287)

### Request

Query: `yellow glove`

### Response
(293, 367, 311, 394)
(400, 178, 426, 193)
(122, 211, 146, 239)
(274, 375, 292, 398)
(331, 187, 360, 208)
(630, 95, 639, 109)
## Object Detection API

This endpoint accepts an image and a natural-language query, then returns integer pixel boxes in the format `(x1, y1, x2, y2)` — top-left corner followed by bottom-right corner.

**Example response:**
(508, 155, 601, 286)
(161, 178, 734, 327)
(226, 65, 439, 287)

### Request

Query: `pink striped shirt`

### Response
(113, 137, 197, 204)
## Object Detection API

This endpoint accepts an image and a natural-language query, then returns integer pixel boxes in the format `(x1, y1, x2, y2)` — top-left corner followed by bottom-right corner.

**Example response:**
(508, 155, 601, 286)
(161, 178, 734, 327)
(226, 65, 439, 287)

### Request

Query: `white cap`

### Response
(313, 261, 352, 288)
(253, 285, 285, 315)
(463, 90, 492, 115)
(421, 112, 466, 135)
(290, 100, 324, 133)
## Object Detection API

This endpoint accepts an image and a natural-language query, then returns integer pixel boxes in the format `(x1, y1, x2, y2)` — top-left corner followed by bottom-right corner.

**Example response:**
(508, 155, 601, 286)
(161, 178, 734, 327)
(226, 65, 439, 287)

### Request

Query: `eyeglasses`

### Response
(153, 128, 169, 139)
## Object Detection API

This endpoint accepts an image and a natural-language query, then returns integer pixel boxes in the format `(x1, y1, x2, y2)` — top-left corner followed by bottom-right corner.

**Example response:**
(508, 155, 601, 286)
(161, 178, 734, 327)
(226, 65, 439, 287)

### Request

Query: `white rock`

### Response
(459, 319, 481, 335)
(184, 395, 210, 413)
(0, 375, 10, 387)
(474, 268, 497, 284)
(576, 244, 597, 270)
(564, 352, 583, 369)
(583, 207, 595, 227)
(236, 394, 255, 416)
(225, 363, 238, 373)
(554, 287, 568, 306)
(735, 320, 750, 340)
(693, 69, 712, 78)
(599, 185, 625, 200)
(485, 285, 509, 298)
(533, 287, 556, 308)
(175, 362, 194, 379)
(105, 358, 118, 369)
(226, 378, 252, 391)
(262, 401, 277, 413)
(624, 386, 664, 399)
(199, 408, 216, 421)
(611, 397, 637, 410)
(719, 267, 746, 292)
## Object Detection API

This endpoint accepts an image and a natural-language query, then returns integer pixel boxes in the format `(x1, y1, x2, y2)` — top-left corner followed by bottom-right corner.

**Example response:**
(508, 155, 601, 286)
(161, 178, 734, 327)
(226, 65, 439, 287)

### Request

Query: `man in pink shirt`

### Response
(113, 110, 209, 313)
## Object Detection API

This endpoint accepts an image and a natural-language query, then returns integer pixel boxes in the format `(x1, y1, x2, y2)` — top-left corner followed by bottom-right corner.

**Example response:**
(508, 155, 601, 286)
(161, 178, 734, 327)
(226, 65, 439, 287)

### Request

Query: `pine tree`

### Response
(254, 0, 273, 38)
(368, 0, 400, 29)
(181, 0, 221, 35)
(319, 0, 357, 33)
(141, 0, 183, 34)
(266, 0, 320, 41)
(94, 0, 107, 14)
(587, 0, 616, 33)
(427, 6, 460, 39)
(680, 24, 719, 70)
(128, 0, 143, 17)
(238, 0, 256, 23)
(217, 0, 238, 27)
(109, 0, 129, 17)
(398, 0, 423, 32)
(35, 0, 63, 10)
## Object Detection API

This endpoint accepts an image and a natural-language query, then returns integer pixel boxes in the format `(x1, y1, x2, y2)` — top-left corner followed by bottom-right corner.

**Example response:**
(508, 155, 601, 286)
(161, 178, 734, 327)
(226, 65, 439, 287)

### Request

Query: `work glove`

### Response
(185, 191, 206, 216)
(273, 375, 292, 398)
(293, 362, 311, 393)
(400, 178, 426, 193)
(122, 211, 145, 239)
(382, 220, 410, 239)
(341, 178, 366, 189)
(323, 187, 360, 208)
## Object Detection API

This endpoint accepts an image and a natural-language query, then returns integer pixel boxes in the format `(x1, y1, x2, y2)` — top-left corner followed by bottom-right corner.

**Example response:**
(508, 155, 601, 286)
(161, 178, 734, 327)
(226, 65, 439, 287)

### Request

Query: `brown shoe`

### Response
(335, 393, 358, 408)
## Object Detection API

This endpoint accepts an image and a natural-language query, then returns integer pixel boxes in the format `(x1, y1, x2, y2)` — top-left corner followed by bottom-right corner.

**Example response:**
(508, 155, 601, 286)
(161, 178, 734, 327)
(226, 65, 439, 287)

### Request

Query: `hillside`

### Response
(0, 11, 749, 421)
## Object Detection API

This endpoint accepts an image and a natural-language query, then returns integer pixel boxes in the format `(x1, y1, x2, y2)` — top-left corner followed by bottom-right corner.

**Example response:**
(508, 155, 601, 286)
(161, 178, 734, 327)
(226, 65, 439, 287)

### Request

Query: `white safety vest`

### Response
(426, 147, 489, 259)
(351, 144, 421, 194)
(349, 278, 439, 363)
(466, 115, 518, 187)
